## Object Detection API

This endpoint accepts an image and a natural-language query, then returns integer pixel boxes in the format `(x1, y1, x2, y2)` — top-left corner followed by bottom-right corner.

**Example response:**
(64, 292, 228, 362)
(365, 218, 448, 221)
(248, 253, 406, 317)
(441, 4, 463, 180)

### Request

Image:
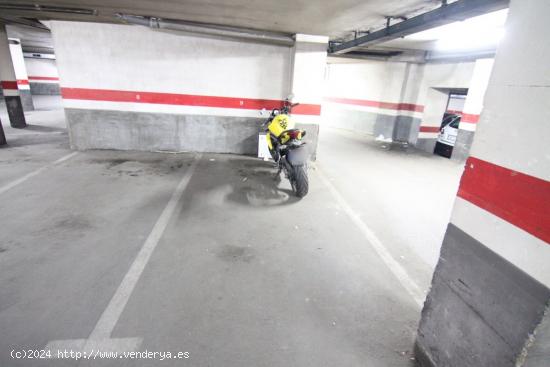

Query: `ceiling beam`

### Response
(329, 0, 509, 54)
(0, 16, 50, 31)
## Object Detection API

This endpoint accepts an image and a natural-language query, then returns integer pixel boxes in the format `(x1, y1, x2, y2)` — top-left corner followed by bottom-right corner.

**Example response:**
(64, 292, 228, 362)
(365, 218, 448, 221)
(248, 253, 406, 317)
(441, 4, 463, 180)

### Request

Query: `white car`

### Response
(437, 114, 461, 147)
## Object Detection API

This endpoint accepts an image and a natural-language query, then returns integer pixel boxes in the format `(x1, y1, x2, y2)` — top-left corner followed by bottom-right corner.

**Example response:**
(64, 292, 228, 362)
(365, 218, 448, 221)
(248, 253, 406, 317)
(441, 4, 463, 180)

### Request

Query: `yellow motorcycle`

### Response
(262, 98, 309, 198)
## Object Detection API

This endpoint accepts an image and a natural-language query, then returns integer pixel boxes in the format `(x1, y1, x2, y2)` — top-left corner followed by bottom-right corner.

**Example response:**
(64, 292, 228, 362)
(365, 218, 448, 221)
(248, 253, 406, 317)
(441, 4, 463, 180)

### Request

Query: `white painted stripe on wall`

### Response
(29, 80, 59, 84)
(459, 122, 477, 132)
(293, 115, 321, 125)
(451, 197, 550, 287)
(18, 84, 30, 90)
(63, 99, 266, 117)
(324, 101, 424, 119)
(2, 89, 20, 96)
(418, 132, 439, 138)
(62, 99, 321, 122)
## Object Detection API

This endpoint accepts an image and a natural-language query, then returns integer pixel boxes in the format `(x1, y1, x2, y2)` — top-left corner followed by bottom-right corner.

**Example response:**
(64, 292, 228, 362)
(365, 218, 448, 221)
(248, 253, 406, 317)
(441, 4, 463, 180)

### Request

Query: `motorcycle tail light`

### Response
(288, 130, 301, 139)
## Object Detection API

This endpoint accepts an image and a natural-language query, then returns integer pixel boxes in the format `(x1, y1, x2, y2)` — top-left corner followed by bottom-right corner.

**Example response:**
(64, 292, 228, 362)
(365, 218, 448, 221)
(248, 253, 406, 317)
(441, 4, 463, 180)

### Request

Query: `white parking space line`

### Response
(90, 153, 200, 340)
(0, 151, 79, 196)
(45, 154, 201, 355)
(315, 165, 425, 308)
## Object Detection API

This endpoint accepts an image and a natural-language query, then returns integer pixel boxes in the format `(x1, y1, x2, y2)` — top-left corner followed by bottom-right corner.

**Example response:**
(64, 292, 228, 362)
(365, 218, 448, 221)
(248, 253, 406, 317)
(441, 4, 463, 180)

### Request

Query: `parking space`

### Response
(0, 98, 468, 366)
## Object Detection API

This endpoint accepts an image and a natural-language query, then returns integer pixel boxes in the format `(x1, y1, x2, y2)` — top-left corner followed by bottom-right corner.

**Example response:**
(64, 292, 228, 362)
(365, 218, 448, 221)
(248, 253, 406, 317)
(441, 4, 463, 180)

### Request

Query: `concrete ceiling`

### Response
(0, 0, 442, 39)
(2, 0, 505, 61)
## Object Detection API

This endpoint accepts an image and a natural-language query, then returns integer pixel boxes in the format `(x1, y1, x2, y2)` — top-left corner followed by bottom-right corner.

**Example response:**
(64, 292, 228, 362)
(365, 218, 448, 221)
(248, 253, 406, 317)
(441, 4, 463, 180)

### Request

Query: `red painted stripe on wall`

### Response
(1, 80, 18, 90)
(325, 96, 424, 113)
(28, 76, 59, 81)
(419, 126, 441, 133)
(61, 87, 321, 116)
(293, 103, 322, 115)
(461, 113, 480, 123)
(16, 79, 29, 86)
(458, 157, 550, 244)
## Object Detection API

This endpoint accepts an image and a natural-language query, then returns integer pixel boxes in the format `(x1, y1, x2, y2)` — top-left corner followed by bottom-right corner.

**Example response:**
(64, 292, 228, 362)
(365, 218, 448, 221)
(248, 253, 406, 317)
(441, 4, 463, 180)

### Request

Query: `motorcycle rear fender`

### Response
(286, 146, 308, 166)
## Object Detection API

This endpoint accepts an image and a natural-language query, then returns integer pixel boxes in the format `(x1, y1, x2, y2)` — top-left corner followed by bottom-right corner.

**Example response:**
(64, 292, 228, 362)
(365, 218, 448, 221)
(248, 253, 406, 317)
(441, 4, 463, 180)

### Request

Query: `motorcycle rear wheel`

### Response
(292, 165, 309, 198)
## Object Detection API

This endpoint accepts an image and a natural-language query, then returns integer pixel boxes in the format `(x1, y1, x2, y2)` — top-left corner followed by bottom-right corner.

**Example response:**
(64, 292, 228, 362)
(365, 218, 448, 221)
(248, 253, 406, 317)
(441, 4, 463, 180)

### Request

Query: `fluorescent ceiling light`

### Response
(407, 8, 508, 51)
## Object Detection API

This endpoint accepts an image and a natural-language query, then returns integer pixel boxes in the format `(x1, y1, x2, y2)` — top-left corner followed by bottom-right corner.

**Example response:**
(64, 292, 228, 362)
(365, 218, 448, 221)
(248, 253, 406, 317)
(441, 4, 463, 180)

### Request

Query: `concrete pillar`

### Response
(9, 38, 34, 111)
(0, 118, 6, 145)
(0, 25, 26, 128)
(289, 34, 328, 160)
(452, 58, 494, 161)
(415, 1, 550, 366)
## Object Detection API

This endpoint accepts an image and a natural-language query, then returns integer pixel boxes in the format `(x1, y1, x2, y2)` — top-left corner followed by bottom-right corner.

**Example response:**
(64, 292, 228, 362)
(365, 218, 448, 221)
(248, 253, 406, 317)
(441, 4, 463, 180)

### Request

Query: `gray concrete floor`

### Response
(317, 128, 464, 279)
(0, 97, 463, 366)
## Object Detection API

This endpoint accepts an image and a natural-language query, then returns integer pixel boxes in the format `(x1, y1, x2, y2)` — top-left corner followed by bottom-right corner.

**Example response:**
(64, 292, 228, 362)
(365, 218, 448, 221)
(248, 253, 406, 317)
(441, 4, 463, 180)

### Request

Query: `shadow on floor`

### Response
(226, 157, 302, 207)
(85, 152, 301, 208)
(171, 155, 303, 213)
(23, 124, 67, 133)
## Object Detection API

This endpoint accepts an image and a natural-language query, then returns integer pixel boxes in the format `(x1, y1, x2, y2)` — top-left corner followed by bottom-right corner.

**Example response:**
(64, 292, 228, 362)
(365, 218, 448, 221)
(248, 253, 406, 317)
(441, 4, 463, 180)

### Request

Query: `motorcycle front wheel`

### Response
(291, 165, 309, 198)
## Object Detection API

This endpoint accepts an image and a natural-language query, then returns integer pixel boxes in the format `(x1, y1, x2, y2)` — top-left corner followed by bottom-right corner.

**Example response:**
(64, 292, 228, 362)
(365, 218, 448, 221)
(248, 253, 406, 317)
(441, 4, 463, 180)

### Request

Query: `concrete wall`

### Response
(415, 1, 550, 366)
(323, 58, 493, 156)
(24, 57, 60, 95)
(323, 61, 423, 142)
(8, 39, 33, 110)
(51, 21, 323, 155)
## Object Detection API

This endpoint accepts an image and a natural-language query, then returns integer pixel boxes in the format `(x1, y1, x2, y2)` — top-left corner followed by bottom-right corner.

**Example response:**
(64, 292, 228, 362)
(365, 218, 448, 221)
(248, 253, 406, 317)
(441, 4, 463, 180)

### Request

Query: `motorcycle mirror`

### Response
(286, 93, 295, 102)
(260, 108, 266, 116)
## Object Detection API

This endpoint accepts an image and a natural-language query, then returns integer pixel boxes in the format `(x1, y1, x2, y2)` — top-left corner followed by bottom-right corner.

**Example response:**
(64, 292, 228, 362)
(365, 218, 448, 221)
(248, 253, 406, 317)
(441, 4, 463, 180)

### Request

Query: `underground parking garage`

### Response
(0, 0, 548, 366)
